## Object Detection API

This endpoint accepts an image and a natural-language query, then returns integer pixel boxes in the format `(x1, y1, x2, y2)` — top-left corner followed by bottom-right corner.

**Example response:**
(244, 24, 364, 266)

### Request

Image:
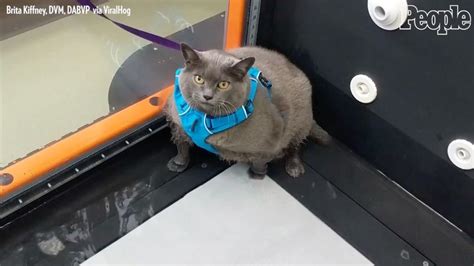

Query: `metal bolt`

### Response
(201, 163, 208, 169)
(357, 83, 370, 94)
(149, 97, 160, 106)
(0, 173, 14, 186)
(400, 250, 410, 260)
(456, 148, 470, 161)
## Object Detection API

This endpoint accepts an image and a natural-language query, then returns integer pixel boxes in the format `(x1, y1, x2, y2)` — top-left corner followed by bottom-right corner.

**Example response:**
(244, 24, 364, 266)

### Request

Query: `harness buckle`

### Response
(258, 73, 272, 89)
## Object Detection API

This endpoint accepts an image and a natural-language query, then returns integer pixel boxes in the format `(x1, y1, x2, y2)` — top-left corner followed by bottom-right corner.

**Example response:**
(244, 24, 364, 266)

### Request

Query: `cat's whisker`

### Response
(223, 101, 238, 113)
(218, 101, 228, 114)
(218, 101, 234, 124)
(221, 104, 227, 117)
(216, 104, 224, 117)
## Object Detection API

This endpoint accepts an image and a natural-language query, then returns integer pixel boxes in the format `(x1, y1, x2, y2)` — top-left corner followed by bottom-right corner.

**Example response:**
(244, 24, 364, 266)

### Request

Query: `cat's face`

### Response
(178, 43, 255, 116)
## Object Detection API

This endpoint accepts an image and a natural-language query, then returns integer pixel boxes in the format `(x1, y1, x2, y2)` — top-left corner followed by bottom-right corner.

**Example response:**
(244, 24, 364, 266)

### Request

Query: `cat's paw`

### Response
(167, 156, 189, 173)
(285, 158, 305, 178)
(248, 168, 266, 180)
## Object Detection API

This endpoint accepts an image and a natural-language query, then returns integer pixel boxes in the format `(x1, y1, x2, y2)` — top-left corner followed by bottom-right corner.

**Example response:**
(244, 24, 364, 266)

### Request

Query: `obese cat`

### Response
(165, 44, 329, 179)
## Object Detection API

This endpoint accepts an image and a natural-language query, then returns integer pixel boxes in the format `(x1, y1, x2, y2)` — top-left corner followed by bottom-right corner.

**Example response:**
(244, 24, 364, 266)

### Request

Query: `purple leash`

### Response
(76, 0, 181, 50)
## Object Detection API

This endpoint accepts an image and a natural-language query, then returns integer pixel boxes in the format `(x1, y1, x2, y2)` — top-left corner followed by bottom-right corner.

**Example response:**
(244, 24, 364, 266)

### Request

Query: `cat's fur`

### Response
(165, 44, 330, 178)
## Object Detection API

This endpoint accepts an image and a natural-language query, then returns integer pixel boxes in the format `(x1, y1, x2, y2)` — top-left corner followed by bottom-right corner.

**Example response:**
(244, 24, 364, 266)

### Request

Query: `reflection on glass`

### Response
(0, 0, 227, 167)
(0, 177, 156, 265)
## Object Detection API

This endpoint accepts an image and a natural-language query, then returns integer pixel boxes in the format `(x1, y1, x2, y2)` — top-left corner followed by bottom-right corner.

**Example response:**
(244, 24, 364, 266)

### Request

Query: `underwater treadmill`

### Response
(1, 0, 473, 265)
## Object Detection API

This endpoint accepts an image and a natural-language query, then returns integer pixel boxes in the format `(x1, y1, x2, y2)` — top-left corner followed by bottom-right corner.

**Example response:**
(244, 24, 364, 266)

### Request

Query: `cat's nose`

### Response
(203, 95, 213, 101)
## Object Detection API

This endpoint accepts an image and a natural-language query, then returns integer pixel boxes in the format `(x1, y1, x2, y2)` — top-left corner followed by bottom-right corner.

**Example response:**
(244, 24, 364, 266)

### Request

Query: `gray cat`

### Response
(165, 44, 330, 179)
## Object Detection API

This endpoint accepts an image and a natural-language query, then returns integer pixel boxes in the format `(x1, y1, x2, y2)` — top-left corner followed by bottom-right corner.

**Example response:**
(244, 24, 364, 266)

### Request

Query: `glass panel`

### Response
(0, 0, 228, 168)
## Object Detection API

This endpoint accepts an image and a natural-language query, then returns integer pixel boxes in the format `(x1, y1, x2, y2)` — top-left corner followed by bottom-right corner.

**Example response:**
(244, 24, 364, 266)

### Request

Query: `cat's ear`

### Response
(230, 57, 255, 79)
(181, 43, 200, 66)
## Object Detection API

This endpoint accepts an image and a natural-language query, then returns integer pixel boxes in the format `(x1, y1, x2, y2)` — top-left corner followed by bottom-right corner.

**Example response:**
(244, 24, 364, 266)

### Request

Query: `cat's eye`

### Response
(193, 75, 205, 85)
(217, 81, 230, 90)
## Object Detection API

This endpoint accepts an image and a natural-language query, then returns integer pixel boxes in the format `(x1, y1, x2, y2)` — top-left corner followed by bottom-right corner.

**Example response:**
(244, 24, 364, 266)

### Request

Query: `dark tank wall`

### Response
(258, 0, 474, 237)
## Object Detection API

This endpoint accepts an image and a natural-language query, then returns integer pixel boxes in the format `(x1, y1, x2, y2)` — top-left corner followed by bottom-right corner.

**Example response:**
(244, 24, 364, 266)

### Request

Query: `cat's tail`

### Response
(309, 120, 332, 145)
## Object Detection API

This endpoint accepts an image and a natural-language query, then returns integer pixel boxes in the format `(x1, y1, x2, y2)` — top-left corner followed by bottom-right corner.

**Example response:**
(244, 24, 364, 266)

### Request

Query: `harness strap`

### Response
(175, 67, 271, 154)
(205, 86, 256, 134)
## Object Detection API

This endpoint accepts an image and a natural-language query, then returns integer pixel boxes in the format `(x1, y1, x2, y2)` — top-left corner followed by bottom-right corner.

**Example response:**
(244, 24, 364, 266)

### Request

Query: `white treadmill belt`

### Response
(83, 164, 372, 265)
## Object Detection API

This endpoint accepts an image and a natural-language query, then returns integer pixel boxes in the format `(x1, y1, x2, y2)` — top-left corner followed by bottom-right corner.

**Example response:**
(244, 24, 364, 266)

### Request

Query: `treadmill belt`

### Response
(82, 164, 372, 265)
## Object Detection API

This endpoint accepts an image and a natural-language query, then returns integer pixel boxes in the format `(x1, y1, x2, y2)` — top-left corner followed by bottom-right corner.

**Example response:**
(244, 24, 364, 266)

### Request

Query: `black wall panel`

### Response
(258, 0, 474, 237)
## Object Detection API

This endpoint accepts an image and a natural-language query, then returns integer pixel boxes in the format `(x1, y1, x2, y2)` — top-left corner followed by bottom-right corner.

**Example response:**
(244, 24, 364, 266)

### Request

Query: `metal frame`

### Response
(245, 0, 261, 45)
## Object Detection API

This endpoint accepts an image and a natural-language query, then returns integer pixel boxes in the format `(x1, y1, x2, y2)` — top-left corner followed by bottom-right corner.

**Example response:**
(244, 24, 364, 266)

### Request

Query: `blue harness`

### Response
(174, 67, 272, 154)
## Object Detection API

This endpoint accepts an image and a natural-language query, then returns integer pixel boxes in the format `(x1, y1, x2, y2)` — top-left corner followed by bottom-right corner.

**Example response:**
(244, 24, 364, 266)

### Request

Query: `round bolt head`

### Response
(368, 0, 408, 30)
(447, 139, 474, 170)
(350, 74, 378, 104)
(0, 173, 14, 186)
